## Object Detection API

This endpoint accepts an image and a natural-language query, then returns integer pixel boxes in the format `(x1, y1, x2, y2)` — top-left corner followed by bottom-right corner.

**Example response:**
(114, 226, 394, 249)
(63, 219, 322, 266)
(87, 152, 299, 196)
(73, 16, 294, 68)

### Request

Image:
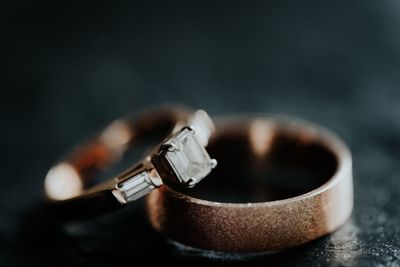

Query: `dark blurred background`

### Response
(1, 1, 400, 266)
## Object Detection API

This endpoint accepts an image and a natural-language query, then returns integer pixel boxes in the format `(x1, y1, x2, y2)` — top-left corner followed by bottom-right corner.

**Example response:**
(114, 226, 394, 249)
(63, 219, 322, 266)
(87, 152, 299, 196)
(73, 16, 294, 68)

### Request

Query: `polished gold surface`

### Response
(146, 116, 353, 252)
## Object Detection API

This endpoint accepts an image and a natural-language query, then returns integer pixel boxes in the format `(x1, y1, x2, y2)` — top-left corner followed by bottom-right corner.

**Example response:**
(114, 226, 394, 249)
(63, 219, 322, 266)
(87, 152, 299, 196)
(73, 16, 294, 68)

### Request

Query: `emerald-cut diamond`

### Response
(164, 128, 216, 187)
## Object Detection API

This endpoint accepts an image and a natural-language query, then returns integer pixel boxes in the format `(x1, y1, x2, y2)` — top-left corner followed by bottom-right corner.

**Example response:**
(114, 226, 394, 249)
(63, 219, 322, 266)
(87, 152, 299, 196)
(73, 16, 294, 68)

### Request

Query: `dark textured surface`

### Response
(1, 1, 400, 266)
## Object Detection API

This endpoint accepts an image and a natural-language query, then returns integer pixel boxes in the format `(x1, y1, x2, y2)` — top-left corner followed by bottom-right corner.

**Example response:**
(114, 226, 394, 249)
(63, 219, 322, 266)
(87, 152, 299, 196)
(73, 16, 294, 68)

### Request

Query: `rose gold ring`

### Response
(146, 115, 353, 252)
(44, 107, 217, 219)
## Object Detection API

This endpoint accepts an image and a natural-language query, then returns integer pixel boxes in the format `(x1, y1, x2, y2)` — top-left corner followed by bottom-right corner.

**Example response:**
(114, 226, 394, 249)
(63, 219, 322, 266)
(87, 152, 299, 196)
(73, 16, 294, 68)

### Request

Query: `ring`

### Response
(44, 107, 217, 218)
(146, 115, 353, 252)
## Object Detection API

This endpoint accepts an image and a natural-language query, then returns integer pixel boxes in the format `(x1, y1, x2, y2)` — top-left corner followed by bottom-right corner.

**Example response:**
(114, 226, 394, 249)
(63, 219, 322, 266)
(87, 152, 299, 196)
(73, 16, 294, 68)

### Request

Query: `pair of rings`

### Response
(44, 107, 353, 252)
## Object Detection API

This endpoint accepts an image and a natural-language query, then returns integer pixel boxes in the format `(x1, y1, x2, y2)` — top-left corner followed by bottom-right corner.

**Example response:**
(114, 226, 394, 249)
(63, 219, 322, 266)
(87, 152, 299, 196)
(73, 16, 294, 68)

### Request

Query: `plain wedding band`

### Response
(146, 115, 353, 252)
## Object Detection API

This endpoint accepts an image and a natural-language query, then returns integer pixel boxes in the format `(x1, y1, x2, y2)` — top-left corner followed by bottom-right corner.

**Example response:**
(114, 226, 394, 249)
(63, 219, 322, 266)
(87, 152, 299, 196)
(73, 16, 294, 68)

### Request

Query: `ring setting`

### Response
(116, 123, 217, 203)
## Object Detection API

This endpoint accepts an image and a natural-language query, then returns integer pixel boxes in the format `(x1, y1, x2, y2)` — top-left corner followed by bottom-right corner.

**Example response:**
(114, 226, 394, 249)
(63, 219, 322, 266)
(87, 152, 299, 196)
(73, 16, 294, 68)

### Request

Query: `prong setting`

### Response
(161, 143, 179, 153)
(161, 127, 215, 187)
(209, 159, 218, 169)
(186, 178, 197, 188)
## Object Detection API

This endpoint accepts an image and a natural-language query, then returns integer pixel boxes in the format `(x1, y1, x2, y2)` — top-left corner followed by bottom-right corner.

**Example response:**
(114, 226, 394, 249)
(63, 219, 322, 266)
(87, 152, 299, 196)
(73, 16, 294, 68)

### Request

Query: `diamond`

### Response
(164, 128, 216, 187)
(119, 172, 155, 202)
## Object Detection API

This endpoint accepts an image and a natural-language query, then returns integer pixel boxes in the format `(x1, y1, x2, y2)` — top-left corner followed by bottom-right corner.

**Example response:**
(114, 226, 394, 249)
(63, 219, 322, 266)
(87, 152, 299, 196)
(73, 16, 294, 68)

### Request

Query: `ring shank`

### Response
(146, 116, 353, 252)
(44, 107, 192, 219)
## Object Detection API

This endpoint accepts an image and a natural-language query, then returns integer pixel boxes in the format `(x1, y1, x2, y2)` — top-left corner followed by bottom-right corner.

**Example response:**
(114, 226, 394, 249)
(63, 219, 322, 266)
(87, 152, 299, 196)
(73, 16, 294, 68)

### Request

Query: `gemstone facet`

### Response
(164, 128, 216, 187)
(119, 171, 155, 202)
